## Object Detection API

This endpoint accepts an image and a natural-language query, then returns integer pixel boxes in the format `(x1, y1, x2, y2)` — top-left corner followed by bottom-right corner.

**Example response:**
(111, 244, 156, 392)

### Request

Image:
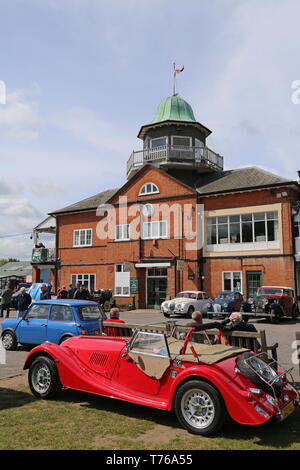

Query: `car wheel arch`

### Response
(59, 334, 73, 344)
(23, 351, 55, 371)
(168, 374, 225, 412)
(1, 327, 17, 338)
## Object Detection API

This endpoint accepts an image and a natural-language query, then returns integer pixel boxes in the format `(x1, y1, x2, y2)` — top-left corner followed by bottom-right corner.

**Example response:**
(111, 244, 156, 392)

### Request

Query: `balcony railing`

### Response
(31, 247, 56, 264)
(127, 144, 223, 176)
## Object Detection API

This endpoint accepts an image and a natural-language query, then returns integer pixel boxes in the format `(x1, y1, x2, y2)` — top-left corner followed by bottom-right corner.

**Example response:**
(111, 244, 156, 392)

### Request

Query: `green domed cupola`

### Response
(128, 92, 223, 180)
(152, 95, 196, 124)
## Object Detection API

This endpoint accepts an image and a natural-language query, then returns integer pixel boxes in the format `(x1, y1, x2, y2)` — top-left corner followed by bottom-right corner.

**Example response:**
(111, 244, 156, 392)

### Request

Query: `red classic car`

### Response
(24, 326, 299, 436)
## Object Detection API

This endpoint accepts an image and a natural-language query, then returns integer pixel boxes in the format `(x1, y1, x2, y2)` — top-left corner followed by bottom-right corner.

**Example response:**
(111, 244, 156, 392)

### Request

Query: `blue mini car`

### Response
(1, 299, 107, 350)
(207, 291, 244, 317)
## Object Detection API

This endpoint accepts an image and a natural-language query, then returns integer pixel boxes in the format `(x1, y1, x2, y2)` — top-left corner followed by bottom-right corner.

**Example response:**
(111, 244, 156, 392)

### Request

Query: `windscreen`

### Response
(177, 292, 196, 299)
(76, 305, 103, 321)
(257, 288, 282, 296)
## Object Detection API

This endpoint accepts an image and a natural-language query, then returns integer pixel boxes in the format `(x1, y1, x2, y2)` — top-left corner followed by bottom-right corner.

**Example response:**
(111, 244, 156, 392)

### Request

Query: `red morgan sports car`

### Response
(23, 325, 299, 436)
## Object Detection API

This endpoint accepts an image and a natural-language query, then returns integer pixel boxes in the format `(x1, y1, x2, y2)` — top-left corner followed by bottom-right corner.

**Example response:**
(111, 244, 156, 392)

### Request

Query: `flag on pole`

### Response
(174, 65, 184, 74)
(173, 63, 184, 95)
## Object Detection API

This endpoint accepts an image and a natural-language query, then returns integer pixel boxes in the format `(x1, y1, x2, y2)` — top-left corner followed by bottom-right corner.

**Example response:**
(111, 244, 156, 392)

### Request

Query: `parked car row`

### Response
(160, 286, 300, 323)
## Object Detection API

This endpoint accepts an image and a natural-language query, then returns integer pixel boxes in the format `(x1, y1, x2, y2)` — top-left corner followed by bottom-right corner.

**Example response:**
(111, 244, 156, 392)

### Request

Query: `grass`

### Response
(1, 376, 300, 450)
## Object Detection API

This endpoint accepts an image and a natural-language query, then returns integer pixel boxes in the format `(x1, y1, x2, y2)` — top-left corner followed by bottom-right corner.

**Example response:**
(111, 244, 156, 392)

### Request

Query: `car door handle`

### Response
(41, 324, 47, 327)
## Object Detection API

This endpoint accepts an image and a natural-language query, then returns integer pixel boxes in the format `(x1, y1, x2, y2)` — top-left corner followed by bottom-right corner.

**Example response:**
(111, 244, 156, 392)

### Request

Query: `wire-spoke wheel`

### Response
(2, 331, 17, 350)
(175, 380, 225, 436)
(28, 357, 62, 399)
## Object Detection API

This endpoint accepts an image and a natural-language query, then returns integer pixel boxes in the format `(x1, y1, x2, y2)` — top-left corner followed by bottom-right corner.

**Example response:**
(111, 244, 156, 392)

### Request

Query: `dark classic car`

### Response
(207, 291, 251, 318)
(248, 287, 299, 323)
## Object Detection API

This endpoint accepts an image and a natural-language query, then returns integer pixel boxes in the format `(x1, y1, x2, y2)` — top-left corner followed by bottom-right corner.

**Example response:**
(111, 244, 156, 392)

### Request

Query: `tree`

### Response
(0, 258, 20, 266)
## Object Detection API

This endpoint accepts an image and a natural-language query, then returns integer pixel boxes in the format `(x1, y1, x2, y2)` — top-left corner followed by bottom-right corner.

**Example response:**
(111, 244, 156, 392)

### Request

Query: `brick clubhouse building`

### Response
(32, 94, 300, 308)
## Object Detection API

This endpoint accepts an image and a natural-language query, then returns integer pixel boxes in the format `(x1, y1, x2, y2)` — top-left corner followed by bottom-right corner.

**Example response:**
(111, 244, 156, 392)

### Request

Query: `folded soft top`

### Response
(167, 337, 249, 364)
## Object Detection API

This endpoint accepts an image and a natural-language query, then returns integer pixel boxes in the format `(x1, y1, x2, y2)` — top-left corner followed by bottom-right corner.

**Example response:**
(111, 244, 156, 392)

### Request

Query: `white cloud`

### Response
(191, 0, 300, 180)
(51, 106, 136, 153)
(0, 88, 41, 141)
(0, 198, 42, 218)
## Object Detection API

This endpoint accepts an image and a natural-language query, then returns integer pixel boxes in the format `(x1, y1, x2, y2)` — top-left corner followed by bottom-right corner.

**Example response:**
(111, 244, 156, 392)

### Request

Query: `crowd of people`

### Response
(0, 282, 91, 319)
(57, 283, 91, 300)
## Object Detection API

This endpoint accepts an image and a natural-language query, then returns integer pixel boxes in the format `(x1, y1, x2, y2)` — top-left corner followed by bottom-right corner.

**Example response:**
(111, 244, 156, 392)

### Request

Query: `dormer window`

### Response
(139, 182, 159, 196)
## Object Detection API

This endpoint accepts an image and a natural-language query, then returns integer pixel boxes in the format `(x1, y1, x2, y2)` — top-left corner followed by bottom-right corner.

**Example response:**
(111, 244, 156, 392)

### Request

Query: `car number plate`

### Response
(281, 401, 295, 420)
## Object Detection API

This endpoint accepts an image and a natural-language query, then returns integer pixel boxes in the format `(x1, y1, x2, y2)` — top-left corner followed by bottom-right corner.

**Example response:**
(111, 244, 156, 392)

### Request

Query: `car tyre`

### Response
(59, 335, 72, 344)
(28, 356, 62, 399)
(163, 311, 170, 318)
(175, 380, 226, 436)
(292, 305, 298, 320)
(270, 309, 280, 324)
(1, 331, 17, 350)
(187, 306, 194, 318)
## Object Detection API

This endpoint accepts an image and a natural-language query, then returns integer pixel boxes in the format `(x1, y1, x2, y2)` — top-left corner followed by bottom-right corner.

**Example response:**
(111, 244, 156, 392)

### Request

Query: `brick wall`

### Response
(50, 167, 298, 305)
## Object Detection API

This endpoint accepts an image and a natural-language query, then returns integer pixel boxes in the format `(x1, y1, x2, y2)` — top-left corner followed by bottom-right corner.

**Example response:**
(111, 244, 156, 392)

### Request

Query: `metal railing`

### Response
(127, 144, 223, 176)
(31, 247, 56, 263)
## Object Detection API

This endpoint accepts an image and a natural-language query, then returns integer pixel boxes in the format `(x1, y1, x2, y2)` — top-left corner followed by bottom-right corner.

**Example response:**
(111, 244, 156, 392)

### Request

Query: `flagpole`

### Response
(173, 62, 176, 96)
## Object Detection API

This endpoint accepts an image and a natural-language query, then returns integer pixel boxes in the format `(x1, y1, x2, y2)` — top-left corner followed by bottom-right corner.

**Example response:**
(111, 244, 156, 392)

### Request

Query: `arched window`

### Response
(139, 182, 159, 196)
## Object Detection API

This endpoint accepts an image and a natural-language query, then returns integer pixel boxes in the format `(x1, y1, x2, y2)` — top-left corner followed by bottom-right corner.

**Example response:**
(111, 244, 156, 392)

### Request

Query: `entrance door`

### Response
(246, 271, 262, 299)
(40, 268, 50, 283)
(147, 278, 167, 308)
(147, 267, 168, 308)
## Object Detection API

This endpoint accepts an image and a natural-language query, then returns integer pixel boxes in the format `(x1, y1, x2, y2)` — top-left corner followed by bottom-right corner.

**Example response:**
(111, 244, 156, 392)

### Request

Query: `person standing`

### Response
(17, 287, 32, 318)
(74, 285, 90, 300)
(59, 286, 68, 299)
(40, 284, 51, 300)
(67, 284, 76, 299)
(0, 284, 13, 318)
(72, 283, 81, 299)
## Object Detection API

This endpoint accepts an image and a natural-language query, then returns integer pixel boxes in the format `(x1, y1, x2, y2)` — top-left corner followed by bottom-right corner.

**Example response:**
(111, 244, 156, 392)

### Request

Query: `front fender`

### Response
(1, 327, 18, 338)
(166, 365, 269, 426)
(23, 341, 112, 397)
(23, 342, 64, 369)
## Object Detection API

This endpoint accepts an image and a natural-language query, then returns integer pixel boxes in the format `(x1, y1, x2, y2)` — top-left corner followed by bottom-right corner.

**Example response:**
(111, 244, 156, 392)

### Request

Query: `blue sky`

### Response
(0, 0, 300, 258)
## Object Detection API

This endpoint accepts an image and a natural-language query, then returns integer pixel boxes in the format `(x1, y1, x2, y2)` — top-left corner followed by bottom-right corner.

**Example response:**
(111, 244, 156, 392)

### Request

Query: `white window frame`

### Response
(142, 220, 168, 240)
(115, 224, 130, 241)
(150, 136, 167, 149)
(73, 228, 92, 247)
(71, 273, 96, 291)
(171, 135, 192, 147)
(139, 182, 160, 196)
(114, 264, 130, 297)
(222, 271, 243, 293)
(206, 211, 279, 252)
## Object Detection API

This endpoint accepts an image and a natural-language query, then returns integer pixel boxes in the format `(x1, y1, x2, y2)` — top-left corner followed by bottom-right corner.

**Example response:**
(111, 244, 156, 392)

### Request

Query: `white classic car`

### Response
(161, 291, 211, 318)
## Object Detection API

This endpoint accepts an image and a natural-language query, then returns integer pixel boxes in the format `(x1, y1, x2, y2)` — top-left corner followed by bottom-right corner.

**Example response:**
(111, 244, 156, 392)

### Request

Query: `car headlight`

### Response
(223, 303, 228, 308)
(262, 298, 269, 306)
(248, 298, 254, 304)
(176, 303, 182, 310)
